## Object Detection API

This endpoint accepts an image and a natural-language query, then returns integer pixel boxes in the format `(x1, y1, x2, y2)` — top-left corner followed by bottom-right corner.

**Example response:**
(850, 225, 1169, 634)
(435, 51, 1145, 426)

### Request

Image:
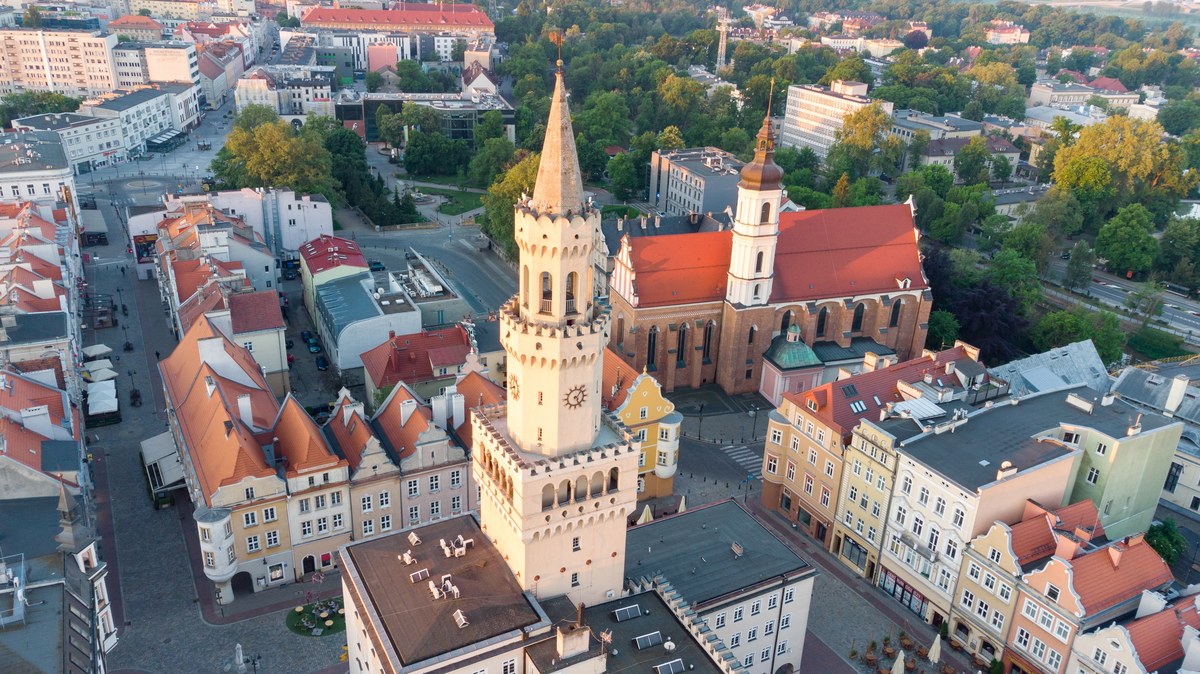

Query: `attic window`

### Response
(841, 384, 859, 397)
(849, 400, 867, 414)
(807, 399, 817, 412)
(873, 396, 882, 406)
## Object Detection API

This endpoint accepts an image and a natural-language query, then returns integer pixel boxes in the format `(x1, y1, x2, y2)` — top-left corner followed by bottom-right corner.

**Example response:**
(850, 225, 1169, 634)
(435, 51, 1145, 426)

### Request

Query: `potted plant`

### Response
(865, 641, 878, 666)
(900, 631, 914, 649)
(849, 649, 859, 661)
(917, 645, 929, 659)
(906, 658, 917, 672)
(883, 636, 896, 659)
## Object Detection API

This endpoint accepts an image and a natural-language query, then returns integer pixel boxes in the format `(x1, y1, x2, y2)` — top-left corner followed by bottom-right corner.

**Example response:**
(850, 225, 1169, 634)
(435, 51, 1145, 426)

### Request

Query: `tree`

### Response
(138, 8, 152, 16)
(988, 249, 1043, 314)
(1146, 519, 1189, 565)
(1003, 221, 1054, 272)
(953, 136, 992, 185)
(275, 10, 300, 28)
(831, 173, 851, 208)
(607, 152, 640, 201)
(233, 104, 280, 132)
(0, 91, 82, 128)
(481, 152, 539, 258)
(951, 282, 1027, 363)
(475, 110, 506, 146)
(214, 120, 338, 202)
(1032, 309, 1125, 363)
(827, 103, 900, 180)
(577, 92, 632, 148)
(365, 71, 383, 93)
(467, 137, 516, 187)
(820, 57, 872, 86)
(902, 30, 929, 50)
(926, 310, 960, 349)
(404, 131, 467, 177)
(376, 109, 406, 149)
(1050, 116, 1081, 145)
(1064, 241, 1096, 292)
(991, 154, 1012, 183)
(1157, 218, 1199, 274)
(22, 6, 42, 26)
(1124, 281, 1165, 326)
(1096, 204, 1159, 276)
(656, 126, 685, 151)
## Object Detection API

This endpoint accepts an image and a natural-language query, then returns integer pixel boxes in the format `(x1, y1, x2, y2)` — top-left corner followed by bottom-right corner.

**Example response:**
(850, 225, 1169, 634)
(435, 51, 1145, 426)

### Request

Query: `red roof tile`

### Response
(1010, 500, 1105, 566)
(784, 346, 968, 439)
(1126, 608, 1185, 671)
(228, 290, 284, 334)
(299, 234, 367, 274)
(1070, 536, 1173, 615)
(451, 371, 504, 448)
(371, 385, 431, 460)
(325, 394, 378, 472)
(602, 347, 640, 411)
(109, 14, 163, 29)
(301, 5, 493, 29)
(622, 204, 925, 307)
(360, 326, 472, 390)
(1089, 76, 1128, 93)
(273, 397, 343, 476)
(178, 282, 226, 333)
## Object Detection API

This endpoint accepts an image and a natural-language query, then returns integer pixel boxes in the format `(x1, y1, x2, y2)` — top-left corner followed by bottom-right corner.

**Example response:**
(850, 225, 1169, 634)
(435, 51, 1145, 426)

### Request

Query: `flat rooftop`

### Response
(0, 131, 68, 173)
(886, 385, 1176, 490)
(343, 515, 543, 667)
(625, 499, 813, 608)
(579, 592, 724, 674)
(12, 112, 107, 131)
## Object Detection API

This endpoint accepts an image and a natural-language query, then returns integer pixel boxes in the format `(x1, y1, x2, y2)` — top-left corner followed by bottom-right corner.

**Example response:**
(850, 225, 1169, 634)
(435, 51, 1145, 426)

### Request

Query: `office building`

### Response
(779, 81, 892, 158)
(648, 147, 744, 217)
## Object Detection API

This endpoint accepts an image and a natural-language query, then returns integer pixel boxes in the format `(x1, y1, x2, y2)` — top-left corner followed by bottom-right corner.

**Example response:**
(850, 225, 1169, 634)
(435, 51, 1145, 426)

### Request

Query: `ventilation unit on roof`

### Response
(612, 605, 641, 622)
(399, 550, 415, 565)
(731, 542, 744, 558)
(409, 567, 430, 584)
(453, 609, 469, 629)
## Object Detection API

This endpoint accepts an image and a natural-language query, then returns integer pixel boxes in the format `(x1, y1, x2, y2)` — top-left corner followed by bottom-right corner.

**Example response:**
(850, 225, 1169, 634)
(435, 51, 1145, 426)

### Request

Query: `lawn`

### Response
(418, 186, 484, 216)
(1128, 326, 1191, 361)
(285, 597, 346, 637)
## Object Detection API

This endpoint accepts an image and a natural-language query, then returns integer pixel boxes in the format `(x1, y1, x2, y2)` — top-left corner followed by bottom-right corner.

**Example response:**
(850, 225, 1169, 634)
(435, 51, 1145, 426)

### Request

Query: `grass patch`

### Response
(406, 174, 463, 187)
(285, 597, 346, 637)
(417, 186, 484, 216)
(601, 205, 640, 219)
(1127, 326, 1190, 361)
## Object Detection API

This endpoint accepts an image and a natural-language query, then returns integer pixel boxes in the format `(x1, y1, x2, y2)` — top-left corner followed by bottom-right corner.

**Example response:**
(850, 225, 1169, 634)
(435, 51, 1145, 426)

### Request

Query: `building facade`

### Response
(779, 81, 892, 158)
(0, 28, 117, 96)
(11, 113, 124, 175)
(648, 147, 744, 217)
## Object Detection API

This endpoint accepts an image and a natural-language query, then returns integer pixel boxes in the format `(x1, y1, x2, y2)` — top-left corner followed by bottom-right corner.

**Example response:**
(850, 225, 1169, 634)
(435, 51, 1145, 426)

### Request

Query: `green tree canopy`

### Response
(481, 152, 540, 258)
(1096, 204, 1159, 276)
(1146, 519, 1189, 565)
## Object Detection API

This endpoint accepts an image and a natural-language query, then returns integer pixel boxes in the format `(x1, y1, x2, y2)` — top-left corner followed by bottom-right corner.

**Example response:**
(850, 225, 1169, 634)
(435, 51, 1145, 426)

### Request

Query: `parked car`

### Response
(315, 355, 329, 371)
(300, 330, 313, 343)
(283, 269, 297, 280)
(368, 260, 385, 272)
(307, 340, 322, 354)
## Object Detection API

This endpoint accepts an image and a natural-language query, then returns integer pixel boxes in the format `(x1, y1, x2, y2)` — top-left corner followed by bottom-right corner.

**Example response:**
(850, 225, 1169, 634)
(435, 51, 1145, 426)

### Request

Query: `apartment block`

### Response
(128, 0, 202, 20)
(160, 188, 333, 263)
(1028, 80, 1138, 110)
(648, 147, 744, 217)
(78, 84, 201, 157)
(0, 29, 117, 97)
(113, 41, 201, 88)
(234, 64, 337, 118)
(11, 112, 124, 175)
(0, 131, 76, 211)
(107, 14, 165, 42)
(779, 81, 892, 158)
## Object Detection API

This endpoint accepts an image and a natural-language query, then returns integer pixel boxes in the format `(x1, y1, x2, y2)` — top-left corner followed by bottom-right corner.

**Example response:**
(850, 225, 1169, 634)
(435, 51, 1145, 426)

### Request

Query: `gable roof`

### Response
(602, 347, 640, 411)
(1009, 499, 1105, 567)
(623, 230, 732, 307)
(324, 391, 379, 472)
(273, 396, 343, 477)
(370, 385, 431, 461)
(1125, 605, 1187, 671)
(109, 14, 163, 29)
(1069, 536, 1174, 616)
(1089, 76, 1128, 93)
(451, 371, 504, 448)
(228, 290, 284, 334)
(300, 234, 367, 274)
(360, 325, 472, 390)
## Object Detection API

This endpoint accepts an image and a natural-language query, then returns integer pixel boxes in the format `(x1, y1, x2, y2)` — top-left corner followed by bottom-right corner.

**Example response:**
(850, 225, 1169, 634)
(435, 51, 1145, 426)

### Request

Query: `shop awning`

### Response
(141, 431, 185, 493)
(87, 368, 118, 382)
(83, 344, 112, 358)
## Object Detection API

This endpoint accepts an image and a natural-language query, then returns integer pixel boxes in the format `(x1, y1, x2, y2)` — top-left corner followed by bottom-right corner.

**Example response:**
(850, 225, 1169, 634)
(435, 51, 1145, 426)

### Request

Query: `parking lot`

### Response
(277, 274, 346, 410)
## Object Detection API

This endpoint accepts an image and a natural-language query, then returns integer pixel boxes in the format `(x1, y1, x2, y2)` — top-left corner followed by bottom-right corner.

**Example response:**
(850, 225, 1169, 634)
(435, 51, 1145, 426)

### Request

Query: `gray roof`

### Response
(13, 112, 106, 131)
(1112, 367, 1200, 457)
(471, 318, 500, 354)
(987, 340, 1111, 395)
(625, 500, 813, 608)
(990, 185, 1051, 207)
(576, 592, 724, 674)
(810, 337, 895, 364)
(0, 496, 63, 561)
(599, 213, 729, 258)
(887, 385, 1176, 491)
(315, 272, 413, 339)
(341, 514, 544, 667)
(40, 440, 81, 473)
(3, 311, 69, 345)
(92, 87, 169, 111)
(0, 131, 68, 174)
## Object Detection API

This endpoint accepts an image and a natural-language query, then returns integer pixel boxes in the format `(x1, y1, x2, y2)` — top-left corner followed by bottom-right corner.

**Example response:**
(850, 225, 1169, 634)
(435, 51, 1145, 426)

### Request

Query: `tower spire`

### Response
(530, 63, 585, 216)
(739, 80, 783, 191)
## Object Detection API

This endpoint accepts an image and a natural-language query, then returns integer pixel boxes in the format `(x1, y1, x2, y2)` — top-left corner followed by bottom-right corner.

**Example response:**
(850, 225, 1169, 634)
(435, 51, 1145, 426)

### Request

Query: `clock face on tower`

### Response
(508, 375, 520, 400)
(564, 384, 587, 409)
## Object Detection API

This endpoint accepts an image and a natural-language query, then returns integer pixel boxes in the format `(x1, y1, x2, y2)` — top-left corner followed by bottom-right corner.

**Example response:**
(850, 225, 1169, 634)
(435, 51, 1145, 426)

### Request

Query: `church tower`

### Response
(725, 107, 784, 307)
(471, 63, 640, 605)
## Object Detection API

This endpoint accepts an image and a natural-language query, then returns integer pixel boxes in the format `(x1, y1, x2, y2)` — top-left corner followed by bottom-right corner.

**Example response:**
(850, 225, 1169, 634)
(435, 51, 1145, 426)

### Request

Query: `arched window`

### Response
(522, 265, 529, 308)
(566, 271, 578, 314)
(760, 202, 771, 224)
(702, 321, 715, 362)
(646, 326, 659, 370)
(676, 325, 687, 367)
(540, 272, 553, 313)
(753, 283, 762, 300)
(780, 310, 793, 333)
(748, 325, 757, 345)
(816, 307, 828, 338)
(852, 303, 865, 332)
(755, 251, 765, 274)
(615, 315, 625, 348)
(889, 301, 902, 328)
(541, 483, 555, 510)
(608, 467, 620, 491)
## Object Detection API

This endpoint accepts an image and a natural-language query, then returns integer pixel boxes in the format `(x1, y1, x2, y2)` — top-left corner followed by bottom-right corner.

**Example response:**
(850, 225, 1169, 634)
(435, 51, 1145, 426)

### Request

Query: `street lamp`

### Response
(695, 402, 706, 440)
(747, 405, 759, 442)
(243, 655, 262, 674)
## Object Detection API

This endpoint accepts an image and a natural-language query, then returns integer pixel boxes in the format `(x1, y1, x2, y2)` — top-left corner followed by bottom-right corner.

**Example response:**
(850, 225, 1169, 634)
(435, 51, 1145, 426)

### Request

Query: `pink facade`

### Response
(367, 44, 400, 73)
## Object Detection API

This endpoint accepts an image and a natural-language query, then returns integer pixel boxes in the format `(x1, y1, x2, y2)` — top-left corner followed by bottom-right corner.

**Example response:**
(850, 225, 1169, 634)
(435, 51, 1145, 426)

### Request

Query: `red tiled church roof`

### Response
(301, 5, 493, 29)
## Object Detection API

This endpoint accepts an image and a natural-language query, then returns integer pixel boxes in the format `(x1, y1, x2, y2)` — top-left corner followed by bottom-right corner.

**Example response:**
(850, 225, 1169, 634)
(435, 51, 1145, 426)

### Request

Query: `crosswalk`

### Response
(722, 445, 763, 478)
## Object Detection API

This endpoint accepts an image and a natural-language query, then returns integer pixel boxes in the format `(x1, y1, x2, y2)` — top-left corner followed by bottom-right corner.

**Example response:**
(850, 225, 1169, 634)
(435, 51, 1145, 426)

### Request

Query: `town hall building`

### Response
(338, 65, 817, 674)
(607, 118, 932, 397)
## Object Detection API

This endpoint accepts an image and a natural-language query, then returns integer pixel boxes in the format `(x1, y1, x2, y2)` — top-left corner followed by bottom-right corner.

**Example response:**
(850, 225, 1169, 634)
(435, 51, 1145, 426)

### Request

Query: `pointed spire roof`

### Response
(531, 62, 585, 216)
(738, 83, 784, 192)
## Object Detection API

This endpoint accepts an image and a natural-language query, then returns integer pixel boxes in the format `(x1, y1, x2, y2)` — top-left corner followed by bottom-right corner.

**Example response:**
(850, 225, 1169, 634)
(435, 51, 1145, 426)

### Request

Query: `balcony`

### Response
(539, 298, 552, 314)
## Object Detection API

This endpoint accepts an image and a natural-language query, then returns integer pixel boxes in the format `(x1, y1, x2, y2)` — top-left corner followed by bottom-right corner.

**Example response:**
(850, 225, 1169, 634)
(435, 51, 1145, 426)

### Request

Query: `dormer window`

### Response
(807, 399, 817, 412)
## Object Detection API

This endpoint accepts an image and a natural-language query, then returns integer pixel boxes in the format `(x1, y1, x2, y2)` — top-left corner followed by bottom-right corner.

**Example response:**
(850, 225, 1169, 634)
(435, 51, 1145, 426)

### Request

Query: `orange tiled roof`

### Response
(360, 325, 472, 390)
(177, 282, 226, 333)
(623, 230, 732, 307)
(371, 386, 431, 460)
(299, 235, 367, 274)
(602, 347, 640, 411)
(451, 371, 504, 448)
(1070, 536, 1173, 616)
(109, 14, 163, 29)
(228, 290, 284, 334)
(159, 318, 279, 503)
(273, 397, 343, 477)
(1126, 607, 1186, 671)
(325, 394, 378, 472)
(1010, 500, 1105, 566)
(301, 5, 493, 29)
(785, 346, 968, 439)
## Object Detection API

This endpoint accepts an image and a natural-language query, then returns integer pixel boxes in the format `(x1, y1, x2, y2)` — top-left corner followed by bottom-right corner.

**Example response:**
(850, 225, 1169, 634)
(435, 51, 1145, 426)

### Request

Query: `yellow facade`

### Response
(761, 396, 846, 548)
(827, 419, 899, 581)
(611, 372, 682, 500)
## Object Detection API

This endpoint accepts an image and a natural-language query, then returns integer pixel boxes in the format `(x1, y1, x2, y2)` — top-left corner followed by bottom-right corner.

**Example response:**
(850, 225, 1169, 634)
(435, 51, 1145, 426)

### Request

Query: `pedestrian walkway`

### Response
(721, 445, 762, 477)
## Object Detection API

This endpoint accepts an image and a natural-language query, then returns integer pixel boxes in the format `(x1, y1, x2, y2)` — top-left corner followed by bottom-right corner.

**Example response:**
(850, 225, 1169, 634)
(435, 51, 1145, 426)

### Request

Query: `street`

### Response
(1044, 257, 1200, 338)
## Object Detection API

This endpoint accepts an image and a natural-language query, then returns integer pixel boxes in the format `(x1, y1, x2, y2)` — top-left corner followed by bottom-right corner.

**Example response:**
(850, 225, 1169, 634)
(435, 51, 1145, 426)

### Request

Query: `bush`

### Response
(1127, 326, 1189, 360)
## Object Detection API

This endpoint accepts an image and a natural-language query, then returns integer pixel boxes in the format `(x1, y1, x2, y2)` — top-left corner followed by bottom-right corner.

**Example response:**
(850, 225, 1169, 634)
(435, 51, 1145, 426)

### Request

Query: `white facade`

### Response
(0, 29, 117, 97)
(114, 42, 200, 88)
(0, 132, 76, 210)
(234, 65, 336, 117)
(128, 0, 202, 20)
(78, 84, 199, 157)
(166, 188, 334, 260)
(11, 113, 125, 175)
(779, 81, 891, 158)
(699, 582, 813, 674)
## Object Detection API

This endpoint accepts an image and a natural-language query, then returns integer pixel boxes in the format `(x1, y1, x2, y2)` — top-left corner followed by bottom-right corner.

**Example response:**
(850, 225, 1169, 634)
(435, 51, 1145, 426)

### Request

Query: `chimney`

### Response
(1166, 374, 1190, 415)
(862, 351, 881, 373)
(400, 398, 417, 426)
(1135, 589, 1169, 619)
(1128, 413, 1143, 437)
(995, 460, 1017, 481)
(431, 394, 450, 429)
(555, 622, 590, 660)
(617, 217, 624, 232)
(945, 360, 956, 375)
(223, 420, 234, 437)
(1108, 542, 1126, 568)
(1101, 393, 1115, 406)
(237, 394, 253, 427)
(388, 330, 396, 341)
(1054, 532, 1082, 561)
(451, 392, 465, 430)
(19, 405, 52, 438)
